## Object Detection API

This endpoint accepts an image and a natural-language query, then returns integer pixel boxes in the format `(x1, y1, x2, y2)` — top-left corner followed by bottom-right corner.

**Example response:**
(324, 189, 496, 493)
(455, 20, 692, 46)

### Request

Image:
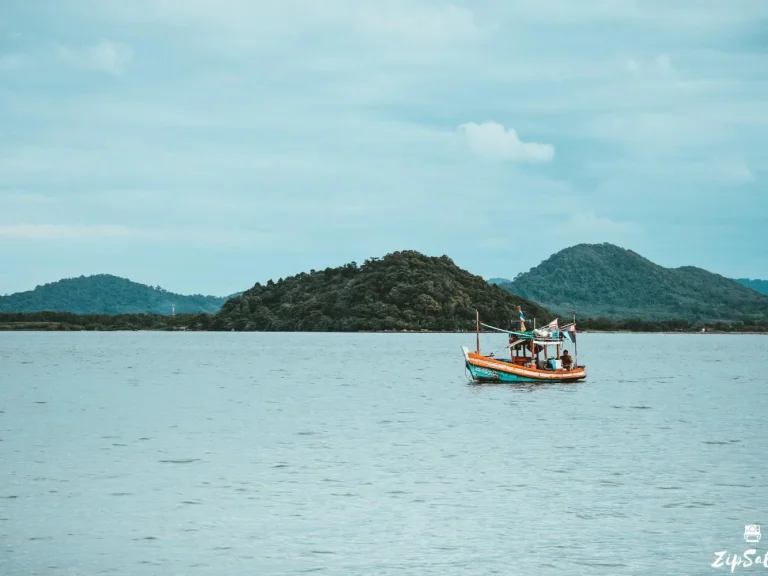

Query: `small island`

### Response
(1, 247, 767, 333)
(499, 243, 768, 324)
(0, 274, 234, 315)
(214, 250, 550, 332)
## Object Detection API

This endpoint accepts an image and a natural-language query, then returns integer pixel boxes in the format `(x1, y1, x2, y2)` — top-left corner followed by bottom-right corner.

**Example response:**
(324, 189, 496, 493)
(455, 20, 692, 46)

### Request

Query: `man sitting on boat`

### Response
(561, 350, 573, 371)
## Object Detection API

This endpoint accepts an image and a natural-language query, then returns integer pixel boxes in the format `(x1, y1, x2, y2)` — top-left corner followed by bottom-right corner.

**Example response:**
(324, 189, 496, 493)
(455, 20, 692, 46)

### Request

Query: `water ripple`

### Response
(1, 331, 766, 576)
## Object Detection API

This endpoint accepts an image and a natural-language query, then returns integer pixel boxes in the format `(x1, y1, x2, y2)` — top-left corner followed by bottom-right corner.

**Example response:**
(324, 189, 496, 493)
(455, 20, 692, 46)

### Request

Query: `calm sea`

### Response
(0, 332, 766, 575)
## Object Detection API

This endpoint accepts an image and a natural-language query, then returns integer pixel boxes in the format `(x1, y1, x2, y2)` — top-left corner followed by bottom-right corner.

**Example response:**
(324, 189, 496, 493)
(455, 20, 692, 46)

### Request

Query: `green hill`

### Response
(487, 277, 512, 286)
(499, 243, 768, 322)
(216, 250, 552, 331)
(734, 278, 768, 296)
(0, 274, 231, 315)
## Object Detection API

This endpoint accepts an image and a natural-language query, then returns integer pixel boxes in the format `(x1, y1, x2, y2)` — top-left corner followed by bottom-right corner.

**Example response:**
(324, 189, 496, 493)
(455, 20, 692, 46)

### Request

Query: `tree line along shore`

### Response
(1, 311, 766, 334)
(3, 247, 768, 334)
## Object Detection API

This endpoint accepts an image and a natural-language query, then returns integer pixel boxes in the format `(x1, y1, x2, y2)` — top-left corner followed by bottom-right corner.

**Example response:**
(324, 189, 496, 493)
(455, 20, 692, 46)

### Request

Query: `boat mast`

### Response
(573, 310, 577, 367)
(476, 309, 480, 354)
(529, 317, 535, 364)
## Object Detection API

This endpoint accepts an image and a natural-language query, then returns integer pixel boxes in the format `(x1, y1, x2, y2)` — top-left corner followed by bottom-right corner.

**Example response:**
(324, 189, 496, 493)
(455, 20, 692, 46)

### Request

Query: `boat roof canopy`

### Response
(508, 330, 561, 347)
(478, 321, 573, 348)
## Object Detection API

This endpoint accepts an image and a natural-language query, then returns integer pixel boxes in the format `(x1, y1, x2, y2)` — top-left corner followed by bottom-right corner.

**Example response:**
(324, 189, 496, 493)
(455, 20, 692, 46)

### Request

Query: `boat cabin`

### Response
(506, 330, 567, 370)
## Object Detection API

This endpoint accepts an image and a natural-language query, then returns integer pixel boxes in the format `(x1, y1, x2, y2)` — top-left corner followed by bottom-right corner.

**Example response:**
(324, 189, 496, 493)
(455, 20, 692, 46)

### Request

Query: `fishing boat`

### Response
(462, 307, 586, 383)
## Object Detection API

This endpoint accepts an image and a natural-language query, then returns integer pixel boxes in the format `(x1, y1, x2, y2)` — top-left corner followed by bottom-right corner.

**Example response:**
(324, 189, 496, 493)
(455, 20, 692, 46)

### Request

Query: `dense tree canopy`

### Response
(2, 311, 765, 333)
(0, 274, 232, 315)
(734, 278, 768, 296)
(215, 250, 552, 332)
(4, 246, 768, 333)
(501, 243, 768, 322)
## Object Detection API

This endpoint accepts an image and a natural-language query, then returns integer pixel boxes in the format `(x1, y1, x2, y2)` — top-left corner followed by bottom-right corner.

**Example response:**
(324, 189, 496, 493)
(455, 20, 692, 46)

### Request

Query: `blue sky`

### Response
(1, 0, 767, 296)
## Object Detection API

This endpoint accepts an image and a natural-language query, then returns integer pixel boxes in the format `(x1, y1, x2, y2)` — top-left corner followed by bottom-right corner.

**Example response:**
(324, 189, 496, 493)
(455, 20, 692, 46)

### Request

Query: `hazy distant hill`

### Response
(216, 250, 551, 331)
(498, 243, 768, 322)
(734, 278, 768, 296)
(487, 277, 512, 286)
(0, 274, 232, 315)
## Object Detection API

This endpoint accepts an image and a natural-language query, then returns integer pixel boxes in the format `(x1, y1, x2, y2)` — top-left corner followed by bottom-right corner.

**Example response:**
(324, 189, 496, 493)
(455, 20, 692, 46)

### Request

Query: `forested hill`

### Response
(0, 274, 230, 315)
(499, 243, 768, 323)
(216, 250, 552, 331)
(735, 278, 768, 296)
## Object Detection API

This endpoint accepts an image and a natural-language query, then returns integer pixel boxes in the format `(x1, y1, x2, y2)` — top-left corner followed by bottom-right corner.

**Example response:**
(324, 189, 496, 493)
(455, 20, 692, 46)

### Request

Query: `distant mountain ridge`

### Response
(0, 274, 235, 315)
(5, 250, 765, 322)
(734, 278, 768, 296)
(493, 276, 768, 296)
(498, 243, 768, 322)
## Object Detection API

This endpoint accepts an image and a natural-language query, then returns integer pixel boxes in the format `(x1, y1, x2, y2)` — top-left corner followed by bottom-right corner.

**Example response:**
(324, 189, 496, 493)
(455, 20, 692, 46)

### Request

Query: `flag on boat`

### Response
(548, 318, 559, 338)
(563, 323, 577, 343)
(517, 306, 526, 330)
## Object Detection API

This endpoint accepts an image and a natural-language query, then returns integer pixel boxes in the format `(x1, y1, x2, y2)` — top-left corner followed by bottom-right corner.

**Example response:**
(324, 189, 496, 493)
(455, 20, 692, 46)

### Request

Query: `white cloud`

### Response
(85, 0, 482, 54)
(477, 0, 768, 31)
(2, 0, 767, 290)
(625, 54, 673, 75)
(0, 54, 25, 71)
(0, 223, 276, 247)
(0, 224, 136, 239)
(57, 40, 133, 75)
(655, 54, 673, 74)
(717, 157, 754, 185)
(555, 212, 639, 243)
(90, 0, 768, 34)
(457, 122, 555, 163)
(588, 108, 741, 155)
(585, 154, 759, 190)
(342, 0, 480, 41)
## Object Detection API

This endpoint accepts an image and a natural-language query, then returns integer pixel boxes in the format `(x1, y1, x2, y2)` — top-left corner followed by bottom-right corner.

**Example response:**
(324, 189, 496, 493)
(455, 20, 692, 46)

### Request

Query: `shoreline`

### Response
(1, 326, 766, 335)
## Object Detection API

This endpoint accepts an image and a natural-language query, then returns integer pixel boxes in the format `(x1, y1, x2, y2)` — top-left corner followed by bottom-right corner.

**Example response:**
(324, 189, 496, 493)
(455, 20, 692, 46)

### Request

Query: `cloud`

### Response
(56, 40, 132, 75)
(625, 54, 674, 75)
(475, 0, 768, 31)
(717, 157, 754, 185)
(357, 3, 480, 42)
(553, 212, 639, 246)
(457, 122, 555, 162)
(82, 0, 483, 58)
(0, 54, 25, 71)
(1, 0, 767, 293)
(563, 211, 636, 231)
(0, 222, 276, 247)
(0, 224, 136, 239)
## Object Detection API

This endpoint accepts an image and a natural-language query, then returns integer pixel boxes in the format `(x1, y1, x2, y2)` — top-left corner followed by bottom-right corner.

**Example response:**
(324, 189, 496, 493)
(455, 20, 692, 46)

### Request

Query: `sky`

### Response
(1, 0, 767, 296)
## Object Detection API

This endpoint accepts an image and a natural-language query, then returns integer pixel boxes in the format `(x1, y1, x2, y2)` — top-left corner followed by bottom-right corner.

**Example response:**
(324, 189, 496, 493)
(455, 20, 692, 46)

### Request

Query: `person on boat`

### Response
(561, 350, 573, 371)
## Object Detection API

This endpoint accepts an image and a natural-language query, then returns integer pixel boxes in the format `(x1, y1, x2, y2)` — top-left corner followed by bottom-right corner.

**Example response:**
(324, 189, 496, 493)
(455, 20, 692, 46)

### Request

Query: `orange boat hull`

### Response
(462, 347, 586, 383)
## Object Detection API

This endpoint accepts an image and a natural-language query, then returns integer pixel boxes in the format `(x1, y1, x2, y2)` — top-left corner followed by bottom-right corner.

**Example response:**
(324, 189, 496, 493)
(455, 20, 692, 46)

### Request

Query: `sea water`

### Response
(0, 332, 766, 575)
